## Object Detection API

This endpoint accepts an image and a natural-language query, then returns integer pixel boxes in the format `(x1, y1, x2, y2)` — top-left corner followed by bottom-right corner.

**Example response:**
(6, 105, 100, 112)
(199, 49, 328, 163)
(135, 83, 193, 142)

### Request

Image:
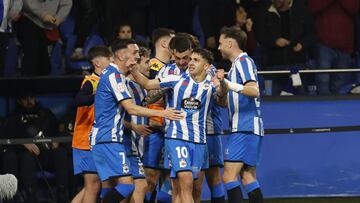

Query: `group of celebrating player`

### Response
(71, 26, 264, 203)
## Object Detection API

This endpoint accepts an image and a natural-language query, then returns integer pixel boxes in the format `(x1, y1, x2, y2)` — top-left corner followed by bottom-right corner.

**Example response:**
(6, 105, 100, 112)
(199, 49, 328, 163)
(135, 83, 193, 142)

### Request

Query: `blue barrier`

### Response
(1, 95, 359, 199)
(199, 98, 360, 200)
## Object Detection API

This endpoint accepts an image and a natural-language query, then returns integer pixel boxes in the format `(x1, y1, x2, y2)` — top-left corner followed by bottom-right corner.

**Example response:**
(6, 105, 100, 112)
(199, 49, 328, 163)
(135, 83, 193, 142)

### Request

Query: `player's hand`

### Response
(126, 58, 138, 69)
(293, 43, 303, 52)
(132, 124, 152, 137)
(24, 143, 40, 155)
(275, 38, 290, 47)
(128, 63, 139, 73)
(163, 108, 184, 120)
(216, 69, 225, 81)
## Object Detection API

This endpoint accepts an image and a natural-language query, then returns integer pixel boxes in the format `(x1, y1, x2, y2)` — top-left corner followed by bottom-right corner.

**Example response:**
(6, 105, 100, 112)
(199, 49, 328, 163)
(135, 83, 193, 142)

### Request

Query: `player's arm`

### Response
(225, 79, 259, 97)
(121, 99, 183, 120)
(144, 89, 168, 104)
(130, 66, 161, 90)
(74, 81, 94, 106)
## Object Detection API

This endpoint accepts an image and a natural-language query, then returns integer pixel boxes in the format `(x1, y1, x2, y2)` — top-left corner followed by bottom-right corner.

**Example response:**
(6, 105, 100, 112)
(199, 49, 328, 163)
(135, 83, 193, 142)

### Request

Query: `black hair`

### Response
(169, 36, 192, 53)
(151, 27, 175, 45)
(192, 48, 214, 65)
(175, 32, 201, 49)
(87, 45, 112, 61)
(220, 26, 247, 50)
(111, 38, 137, 53)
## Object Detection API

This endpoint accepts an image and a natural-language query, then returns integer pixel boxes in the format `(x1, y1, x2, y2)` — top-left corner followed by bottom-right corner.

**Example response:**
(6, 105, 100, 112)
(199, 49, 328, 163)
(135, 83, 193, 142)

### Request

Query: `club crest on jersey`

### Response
(179, 159, 187, 168)
(118, 83, 125, 92)
(181, 97, 201, 112)
(123, 163, 129, 173)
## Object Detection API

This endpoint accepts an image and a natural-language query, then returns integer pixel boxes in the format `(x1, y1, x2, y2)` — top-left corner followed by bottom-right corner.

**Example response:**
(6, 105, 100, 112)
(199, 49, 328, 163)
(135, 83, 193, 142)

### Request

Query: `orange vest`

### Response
(148, 58, 166, 126)
(72, 74, 99, 150)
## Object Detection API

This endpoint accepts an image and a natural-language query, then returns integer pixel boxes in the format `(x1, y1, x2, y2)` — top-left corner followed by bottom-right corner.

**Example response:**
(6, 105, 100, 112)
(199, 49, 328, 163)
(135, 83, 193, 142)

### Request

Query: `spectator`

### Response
(0, 0, 22, 76)
(99, 0, 149, 44)
(17, 0, 72, 76)
(233, 4, 257, 57)
(254, 0, 315, 95)
(198, 0, 236, 50)
(308, 0, 359, 95)
(116, 23, 133, 40)
(71, 0, 98, 61)
(1, 92, 69, 203)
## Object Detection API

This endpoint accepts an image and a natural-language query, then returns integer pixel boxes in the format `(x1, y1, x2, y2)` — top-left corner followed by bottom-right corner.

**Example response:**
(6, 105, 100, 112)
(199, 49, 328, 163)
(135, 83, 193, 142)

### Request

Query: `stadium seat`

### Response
(4, 37, 19, 76)
(65, 34, 105, 74)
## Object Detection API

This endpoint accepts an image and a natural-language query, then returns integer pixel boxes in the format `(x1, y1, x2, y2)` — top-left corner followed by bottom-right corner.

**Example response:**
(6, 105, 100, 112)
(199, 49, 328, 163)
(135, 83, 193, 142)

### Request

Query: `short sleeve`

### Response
(108, 72, 132, 102)
(235, 57, 257, 84)
(159, 74, 181, 89)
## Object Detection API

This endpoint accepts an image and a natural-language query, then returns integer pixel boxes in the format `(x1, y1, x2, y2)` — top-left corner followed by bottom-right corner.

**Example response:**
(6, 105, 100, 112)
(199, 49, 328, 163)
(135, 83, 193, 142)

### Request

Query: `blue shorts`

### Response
(164, 139, 208, 179)
(128, 155, 145, 179)
(143, 131, 165, 169)
(206, 135, 224, 168)
(224, 132, 263, 167)
(72, 148, 97, 175)
(92, 143, 132, 181)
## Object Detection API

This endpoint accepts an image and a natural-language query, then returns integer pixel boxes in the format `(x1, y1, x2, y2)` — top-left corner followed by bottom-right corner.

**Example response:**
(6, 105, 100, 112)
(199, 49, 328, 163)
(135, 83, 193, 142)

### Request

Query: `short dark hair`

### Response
(88, 45, 112, 61)
(169, 36, 192, 53)
(176, 32, 201, 49)
(139, 46, 151, 58)
(192, 48, 214, 65)
(220, 26, 247, 50)
(152, 27, 175, 45)
(111, 38, 137, 53)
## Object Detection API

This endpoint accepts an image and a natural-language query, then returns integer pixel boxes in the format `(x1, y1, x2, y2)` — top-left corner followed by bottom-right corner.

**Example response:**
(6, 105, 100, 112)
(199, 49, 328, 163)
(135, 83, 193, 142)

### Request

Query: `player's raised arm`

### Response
(225, 79, 259, 97)
(129, 65, 161, 90)
(213, 69, 228, 107)
(121, 99, 183, 120)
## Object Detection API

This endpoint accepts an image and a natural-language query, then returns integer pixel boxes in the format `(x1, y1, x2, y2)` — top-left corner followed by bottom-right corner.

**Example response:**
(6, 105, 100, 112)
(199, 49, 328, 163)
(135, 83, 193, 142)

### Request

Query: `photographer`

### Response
(1, 92, 69, 203)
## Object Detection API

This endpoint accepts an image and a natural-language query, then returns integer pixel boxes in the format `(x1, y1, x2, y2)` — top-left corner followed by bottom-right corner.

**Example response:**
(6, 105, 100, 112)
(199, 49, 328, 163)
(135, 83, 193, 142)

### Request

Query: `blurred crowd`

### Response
(0, 0, 360, 96)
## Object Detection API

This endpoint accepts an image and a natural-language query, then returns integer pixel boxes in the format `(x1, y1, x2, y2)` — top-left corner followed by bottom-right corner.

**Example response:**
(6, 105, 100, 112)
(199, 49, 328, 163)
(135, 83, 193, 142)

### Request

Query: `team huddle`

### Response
(71, 27, 264, 203)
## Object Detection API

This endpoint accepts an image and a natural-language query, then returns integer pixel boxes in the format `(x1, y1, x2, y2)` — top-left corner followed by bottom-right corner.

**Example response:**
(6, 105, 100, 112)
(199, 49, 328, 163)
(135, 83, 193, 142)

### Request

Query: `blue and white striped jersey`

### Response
(157, 63, 184, 79)
(227, 53, 264, 136)
(90, 63, 132, 146)
(160, 73, 216, 144)
(123, 78, 147, 157)
(206, 104, 223, 135)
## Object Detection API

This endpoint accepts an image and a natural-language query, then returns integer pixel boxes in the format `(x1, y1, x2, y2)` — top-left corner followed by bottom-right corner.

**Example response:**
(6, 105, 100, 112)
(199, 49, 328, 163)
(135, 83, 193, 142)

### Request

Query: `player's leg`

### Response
(143, 132, 164, 202)
(71, 188, 84, 203)
(171, 178, 181, 203)
(82, 173, 101, 203)
(241, 166, 263, 203)
(239, 134, 264, 203)
(103, 176, 135, 203)
(131, 178, 147, 203)
(206, 135, 225, 203)
(177, 171, 194, 203)
(92, 143, 134, 202)
(71, 148, 84, 203)
(223, 132, 250, 202)
(205, 167, 225, 203)
(157, 173, 172, 203)
(144, 168, 160, 201)
(129, 156, 147, 203)
(193, 171, 205, 203)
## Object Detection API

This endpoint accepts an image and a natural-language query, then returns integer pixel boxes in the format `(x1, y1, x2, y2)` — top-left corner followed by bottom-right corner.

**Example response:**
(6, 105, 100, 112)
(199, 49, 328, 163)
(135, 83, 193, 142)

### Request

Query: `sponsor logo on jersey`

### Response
(181, 98, 201, 112)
